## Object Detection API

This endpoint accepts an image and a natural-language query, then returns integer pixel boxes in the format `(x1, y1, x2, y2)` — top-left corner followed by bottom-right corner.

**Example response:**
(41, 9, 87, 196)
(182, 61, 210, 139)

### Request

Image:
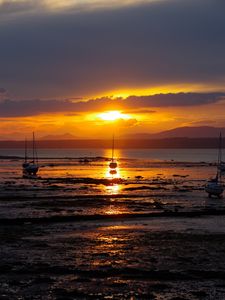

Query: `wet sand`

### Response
(1, 158, 225, 299)
(1, 217, 225, 299)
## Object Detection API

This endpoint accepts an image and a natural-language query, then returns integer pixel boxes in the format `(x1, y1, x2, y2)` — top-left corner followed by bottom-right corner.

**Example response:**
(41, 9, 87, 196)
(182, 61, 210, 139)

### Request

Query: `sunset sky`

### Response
(1, 0, 225, 139)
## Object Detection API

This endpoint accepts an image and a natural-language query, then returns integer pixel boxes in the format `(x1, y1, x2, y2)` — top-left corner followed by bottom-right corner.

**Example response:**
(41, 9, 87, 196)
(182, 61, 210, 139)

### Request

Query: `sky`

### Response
(0, 0, 225, 139)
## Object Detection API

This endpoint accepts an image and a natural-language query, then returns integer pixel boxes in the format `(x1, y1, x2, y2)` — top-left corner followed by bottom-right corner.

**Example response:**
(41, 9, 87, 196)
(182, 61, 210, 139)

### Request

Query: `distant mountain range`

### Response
(122, 126, 225, 139)
(28, 126, 225, 140)
(0, 127, 225, 142)
(39, 133, 77, 140)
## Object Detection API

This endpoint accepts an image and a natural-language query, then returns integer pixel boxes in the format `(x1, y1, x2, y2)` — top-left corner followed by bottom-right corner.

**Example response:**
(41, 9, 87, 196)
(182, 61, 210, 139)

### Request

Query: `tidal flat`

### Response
(1, 218, 225, 299)
(1, 155, 225, 299)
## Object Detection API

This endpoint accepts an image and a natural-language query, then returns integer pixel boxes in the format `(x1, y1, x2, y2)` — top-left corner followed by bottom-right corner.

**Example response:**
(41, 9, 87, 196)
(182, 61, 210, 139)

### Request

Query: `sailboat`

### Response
(219, 161, 225, 173)
(205, 133, 224, 198)
(22, 132, 39, 178)
(109, 134, 117, 175)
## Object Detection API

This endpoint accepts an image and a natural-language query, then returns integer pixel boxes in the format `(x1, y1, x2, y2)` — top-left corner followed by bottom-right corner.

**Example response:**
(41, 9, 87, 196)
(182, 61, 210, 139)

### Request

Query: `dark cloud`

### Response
(0, 99, 76, 117)
(0, 87, 7, 100)
(0, 88, 6, 94)
(0, 1, 40, 16)
(0, 92, 223, 117)
(0, 0, 225, 98)
(124, 93, 225, 108)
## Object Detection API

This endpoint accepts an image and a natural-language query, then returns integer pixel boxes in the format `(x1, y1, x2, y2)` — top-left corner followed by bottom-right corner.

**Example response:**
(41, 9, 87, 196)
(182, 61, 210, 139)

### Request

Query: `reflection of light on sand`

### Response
(104, 159, 122, 195)
(103, 147, 120, 195)
(105, 183, 121, 195)
(105, 164, 120, 179)
(103, 205, 124, 215)
(97, 236, 120, 242)
(98, 225, 144, 232)
(105, 157, 120, 178)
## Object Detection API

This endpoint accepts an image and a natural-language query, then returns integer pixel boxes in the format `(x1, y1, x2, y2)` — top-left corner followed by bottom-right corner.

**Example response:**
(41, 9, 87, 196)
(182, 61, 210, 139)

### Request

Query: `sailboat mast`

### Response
(35, 138, 38, 166)
(112, 134, 114, 161)
(218, 132, 222, 180)
(25, 138, 27, 163)
(32, 132, 35, 163)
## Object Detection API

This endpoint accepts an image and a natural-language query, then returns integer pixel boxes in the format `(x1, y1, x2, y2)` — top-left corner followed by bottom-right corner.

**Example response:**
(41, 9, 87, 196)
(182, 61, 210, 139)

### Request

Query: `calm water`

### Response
(0, 148, 222, 162)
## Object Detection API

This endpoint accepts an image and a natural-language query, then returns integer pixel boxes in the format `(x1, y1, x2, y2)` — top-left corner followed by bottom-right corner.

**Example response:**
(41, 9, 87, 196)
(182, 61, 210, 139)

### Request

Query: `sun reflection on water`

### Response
(105, 163, 120, 179)
(104, 154, 122, 195)
(105, 183, 121, 195)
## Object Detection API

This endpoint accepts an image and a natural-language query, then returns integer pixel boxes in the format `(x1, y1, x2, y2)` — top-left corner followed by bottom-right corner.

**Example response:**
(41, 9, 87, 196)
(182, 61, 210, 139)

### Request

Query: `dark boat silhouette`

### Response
(109, 134, 117, 174)
(205, 133, 224, 198)
(22, 132, 39, 178)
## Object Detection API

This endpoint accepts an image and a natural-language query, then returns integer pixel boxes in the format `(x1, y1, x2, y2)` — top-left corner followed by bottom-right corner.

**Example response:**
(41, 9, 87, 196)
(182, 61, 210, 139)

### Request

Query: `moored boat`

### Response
(109, 134, 118, 175)
(205, 176, 223, 198)
(205, 133, 224, 198)
(22, 132, 39, 178)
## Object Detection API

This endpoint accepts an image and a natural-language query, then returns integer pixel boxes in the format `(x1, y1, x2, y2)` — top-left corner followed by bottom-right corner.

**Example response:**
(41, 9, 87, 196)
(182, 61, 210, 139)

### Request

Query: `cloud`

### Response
(0, 0, 157, 16)
(0, 99, 76, 117)
(0, 0, 49, 20)
(0, 92, 223, 117)
(0, 0, 225, 98)
(0, 88, 6, 93)
(124, 93, 225, 108)
(123, 109, 156, 114)
(190, 120, 216, 125)
(0, 87, 7, 100)
(115, 118, 138, 127)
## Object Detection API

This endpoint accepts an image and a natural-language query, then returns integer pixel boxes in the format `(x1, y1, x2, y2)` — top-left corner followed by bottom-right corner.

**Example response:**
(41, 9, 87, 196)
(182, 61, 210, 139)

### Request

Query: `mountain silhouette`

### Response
(123, 126, 225, 139)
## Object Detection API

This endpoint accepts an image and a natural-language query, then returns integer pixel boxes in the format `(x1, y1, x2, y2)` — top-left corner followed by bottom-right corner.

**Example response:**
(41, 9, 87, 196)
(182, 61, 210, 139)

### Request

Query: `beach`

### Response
(1, 0, 225, 297)
(1, 149, 225, 299)
(1, 217, 225, 300)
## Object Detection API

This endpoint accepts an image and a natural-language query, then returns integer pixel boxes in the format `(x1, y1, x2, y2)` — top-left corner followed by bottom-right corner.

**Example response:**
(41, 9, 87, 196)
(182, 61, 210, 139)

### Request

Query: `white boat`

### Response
(109, 134, 117, 175)
(205, 133, 224, 198)
(22, 133, 39, 178)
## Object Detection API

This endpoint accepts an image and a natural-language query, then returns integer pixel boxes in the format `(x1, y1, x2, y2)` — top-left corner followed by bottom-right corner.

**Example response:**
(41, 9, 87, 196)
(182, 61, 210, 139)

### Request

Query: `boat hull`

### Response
(205, 182, 224, 197)
(109, 162, 117, 169)
(23, 163, 39, 177)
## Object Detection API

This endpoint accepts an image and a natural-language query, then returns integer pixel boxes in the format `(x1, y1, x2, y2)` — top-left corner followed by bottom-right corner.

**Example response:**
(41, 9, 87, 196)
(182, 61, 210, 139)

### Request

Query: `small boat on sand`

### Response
(22, 133, 39, 178)
(218, 161, 225, 173)
(205, 177, 223, 198)
(109, 134, 117, 175)
(205, 133, 224, 198)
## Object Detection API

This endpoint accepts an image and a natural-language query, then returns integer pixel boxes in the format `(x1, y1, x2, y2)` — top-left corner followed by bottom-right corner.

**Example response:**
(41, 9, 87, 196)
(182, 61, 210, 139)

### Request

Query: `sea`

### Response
(0, 147, 221, 162)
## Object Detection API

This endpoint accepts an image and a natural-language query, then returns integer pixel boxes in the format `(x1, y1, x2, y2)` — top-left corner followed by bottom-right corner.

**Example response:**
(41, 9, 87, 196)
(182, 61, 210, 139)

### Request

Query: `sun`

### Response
(99, 111, 128, 121)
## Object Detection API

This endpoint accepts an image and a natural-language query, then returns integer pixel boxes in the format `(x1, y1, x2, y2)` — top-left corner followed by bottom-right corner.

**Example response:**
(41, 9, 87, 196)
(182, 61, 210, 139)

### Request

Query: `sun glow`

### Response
(99, 111, 129, 121)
